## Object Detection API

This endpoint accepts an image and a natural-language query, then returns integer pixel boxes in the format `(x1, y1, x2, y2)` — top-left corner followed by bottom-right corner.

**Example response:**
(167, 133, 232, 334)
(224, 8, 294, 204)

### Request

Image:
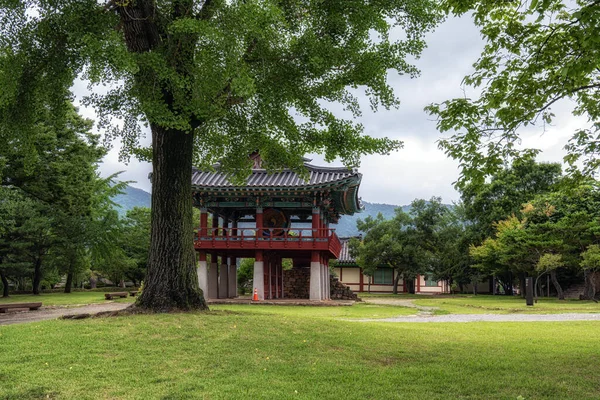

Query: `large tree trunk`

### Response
(406, 278, 415, 294)
(32, 258, 42, 295)
(392, 271, 401, 294)
(136, 127, 208, 311)
(519, 273, 526, 298)
(0, 269, 9, 298)
(582, 270, 597, 301)
(64, 271, 73, 294)
(549, 270, 564, 300)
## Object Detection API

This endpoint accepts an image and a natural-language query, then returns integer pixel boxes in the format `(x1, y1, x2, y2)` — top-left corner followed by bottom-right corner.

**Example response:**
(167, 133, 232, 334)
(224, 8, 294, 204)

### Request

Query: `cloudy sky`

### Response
(88, 15, 583, 207)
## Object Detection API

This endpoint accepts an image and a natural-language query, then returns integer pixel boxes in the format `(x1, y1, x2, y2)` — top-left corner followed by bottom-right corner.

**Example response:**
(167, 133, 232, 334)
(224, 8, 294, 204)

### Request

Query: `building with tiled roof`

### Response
(333, 237, 451, 294)
(192, 153, 364, 302)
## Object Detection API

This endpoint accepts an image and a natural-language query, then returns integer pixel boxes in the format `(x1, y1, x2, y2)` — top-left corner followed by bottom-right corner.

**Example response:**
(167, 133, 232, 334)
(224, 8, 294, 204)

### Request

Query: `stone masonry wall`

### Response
(283, 268, 361, 301)
(330, 275, 361, 301)
(283, 268, 310, 299)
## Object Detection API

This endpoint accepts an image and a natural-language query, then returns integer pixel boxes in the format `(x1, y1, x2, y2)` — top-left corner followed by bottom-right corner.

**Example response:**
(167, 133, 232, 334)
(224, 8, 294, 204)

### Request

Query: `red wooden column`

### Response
(199, 208, 208, 237)
(312, 207, 320, 238)
(416, 274, 421, 293)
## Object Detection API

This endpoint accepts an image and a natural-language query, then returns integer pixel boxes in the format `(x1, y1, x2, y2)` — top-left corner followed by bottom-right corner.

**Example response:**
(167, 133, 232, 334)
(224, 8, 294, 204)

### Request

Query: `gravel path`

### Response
(0, 303, 131, 326)
(356, 313, 600, 323)
(360, 298, 600, 322)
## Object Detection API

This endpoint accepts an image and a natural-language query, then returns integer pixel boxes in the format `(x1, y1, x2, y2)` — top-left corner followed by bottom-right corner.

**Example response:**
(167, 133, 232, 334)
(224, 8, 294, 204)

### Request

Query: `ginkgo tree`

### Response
(0, 0, 442, 311)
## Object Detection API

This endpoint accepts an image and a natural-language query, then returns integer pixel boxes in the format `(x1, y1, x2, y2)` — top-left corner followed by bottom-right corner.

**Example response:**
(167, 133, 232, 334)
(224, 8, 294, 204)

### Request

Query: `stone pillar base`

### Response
(218, 263, 228, 299)
(310, 261, 322, 301)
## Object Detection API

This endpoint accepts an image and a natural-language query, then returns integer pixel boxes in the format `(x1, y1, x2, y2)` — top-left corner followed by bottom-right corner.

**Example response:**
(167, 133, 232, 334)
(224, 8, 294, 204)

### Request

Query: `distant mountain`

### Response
(334, 202, 409, 237)
(112, 185, 151, 215)
(110, 185, 418, 237)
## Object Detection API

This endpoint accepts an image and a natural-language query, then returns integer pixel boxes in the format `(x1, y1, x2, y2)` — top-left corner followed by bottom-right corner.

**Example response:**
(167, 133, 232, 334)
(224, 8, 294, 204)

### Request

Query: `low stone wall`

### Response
(331, 276, 361, 301)
(283, 268, 361, 300)
(283, 268, 310, 299)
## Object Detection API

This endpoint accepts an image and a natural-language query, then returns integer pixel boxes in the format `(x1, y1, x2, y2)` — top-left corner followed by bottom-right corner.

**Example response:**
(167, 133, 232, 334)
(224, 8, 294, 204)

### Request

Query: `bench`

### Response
(129, 291, 138, 297)
(0, 302, 42, 313)
(104, 292, 128, 300)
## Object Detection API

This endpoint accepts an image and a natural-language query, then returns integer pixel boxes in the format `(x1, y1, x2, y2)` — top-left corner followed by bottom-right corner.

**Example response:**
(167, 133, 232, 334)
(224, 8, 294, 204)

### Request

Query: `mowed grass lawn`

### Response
(1, 304, 600, 399)
(211, 303, 416, 319)
(0, 292, 135, 306)
(412, 295, 600, 314)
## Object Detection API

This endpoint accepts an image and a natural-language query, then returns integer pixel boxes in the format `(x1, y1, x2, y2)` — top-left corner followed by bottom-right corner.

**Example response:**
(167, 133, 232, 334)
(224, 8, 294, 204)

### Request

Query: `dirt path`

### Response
(361, 298, 600, 322)
(0, 303, 131, 326)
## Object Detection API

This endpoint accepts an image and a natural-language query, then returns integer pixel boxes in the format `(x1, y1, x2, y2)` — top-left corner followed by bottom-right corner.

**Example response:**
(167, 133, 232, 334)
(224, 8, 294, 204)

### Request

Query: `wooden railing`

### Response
(194, 227, 342, 258)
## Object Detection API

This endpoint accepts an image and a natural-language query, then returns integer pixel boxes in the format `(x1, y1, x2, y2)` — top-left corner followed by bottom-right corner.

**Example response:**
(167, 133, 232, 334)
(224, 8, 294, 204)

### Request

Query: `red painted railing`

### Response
(194, 228, 342, 258)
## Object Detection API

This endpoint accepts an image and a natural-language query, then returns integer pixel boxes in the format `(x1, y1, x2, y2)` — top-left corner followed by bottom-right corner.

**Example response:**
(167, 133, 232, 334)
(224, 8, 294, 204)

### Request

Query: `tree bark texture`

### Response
(136, 126, 208, 311)
(0, 269, 9, 297)
(64, 271, 73, 294)
(549, 270, 564, 300)
(406, 279, 415, 294)
(32, 258, 42, 295)
(392, 271, 401, 294)
(582, 270, 597, 301)
(519, 274, 526, 298)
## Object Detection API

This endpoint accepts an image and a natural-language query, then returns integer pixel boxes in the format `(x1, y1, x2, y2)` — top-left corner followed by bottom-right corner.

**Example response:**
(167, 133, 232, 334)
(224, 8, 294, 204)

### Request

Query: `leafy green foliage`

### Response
(352, 198, 463, 292)
(0, 106, 119, 294)
(238, 258, 254, 295)
(581, 245, 600, 271)
(536, 253, 563, 273)
(426, 0, 600, 187)
(0, 0, 443, 174)
(461, 160, 562, 241)
(471, 182, 600, 298)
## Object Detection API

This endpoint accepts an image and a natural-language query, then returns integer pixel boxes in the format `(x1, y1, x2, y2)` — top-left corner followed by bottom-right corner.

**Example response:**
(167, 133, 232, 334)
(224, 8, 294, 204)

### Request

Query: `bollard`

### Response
(525, 277, 534, 306)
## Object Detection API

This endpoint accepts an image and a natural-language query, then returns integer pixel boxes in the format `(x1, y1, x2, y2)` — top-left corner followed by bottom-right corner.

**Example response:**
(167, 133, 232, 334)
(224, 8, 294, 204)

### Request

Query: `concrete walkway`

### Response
(360, 298, 600, 322)
(0, 303, 131, 326)
(356, 313, 600, 323)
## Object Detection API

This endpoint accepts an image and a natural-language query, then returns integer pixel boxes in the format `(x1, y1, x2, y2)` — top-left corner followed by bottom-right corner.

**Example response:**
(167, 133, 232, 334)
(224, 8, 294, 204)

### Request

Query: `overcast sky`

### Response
(87, 16, 584, 206)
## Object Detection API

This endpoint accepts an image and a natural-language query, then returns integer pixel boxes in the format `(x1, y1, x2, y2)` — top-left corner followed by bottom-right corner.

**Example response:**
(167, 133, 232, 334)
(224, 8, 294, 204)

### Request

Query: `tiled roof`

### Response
(337, 237, 358, 264)
(191, 163, 359, 189)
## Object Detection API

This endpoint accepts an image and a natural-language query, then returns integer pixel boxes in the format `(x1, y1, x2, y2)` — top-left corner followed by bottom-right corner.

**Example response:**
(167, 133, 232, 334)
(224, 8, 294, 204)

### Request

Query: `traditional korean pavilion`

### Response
(192, 154, 362, 301)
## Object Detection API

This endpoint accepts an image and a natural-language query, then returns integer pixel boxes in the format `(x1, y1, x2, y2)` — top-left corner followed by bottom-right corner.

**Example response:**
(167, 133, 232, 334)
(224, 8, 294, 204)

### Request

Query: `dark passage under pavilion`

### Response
(192, 155, 363, 301)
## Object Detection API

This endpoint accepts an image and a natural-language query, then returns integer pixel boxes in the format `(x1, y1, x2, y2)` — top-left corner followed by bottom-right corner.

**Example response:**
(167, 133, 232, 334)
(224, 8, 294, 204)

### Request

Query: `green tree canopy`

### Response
(426, 0, 599, 186)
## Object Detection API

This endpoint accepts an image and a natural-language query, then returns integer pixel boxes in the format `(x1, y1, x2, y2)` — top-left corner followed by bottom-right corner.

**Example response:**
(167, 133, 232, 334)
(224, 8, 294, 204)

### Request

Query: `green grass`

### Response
(358, 292, 423, 299)
(0, 292, 135, 307)
(413, 295, 600, 314)
(211, 303, 417, 319)
(1, 305, 600, 399)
